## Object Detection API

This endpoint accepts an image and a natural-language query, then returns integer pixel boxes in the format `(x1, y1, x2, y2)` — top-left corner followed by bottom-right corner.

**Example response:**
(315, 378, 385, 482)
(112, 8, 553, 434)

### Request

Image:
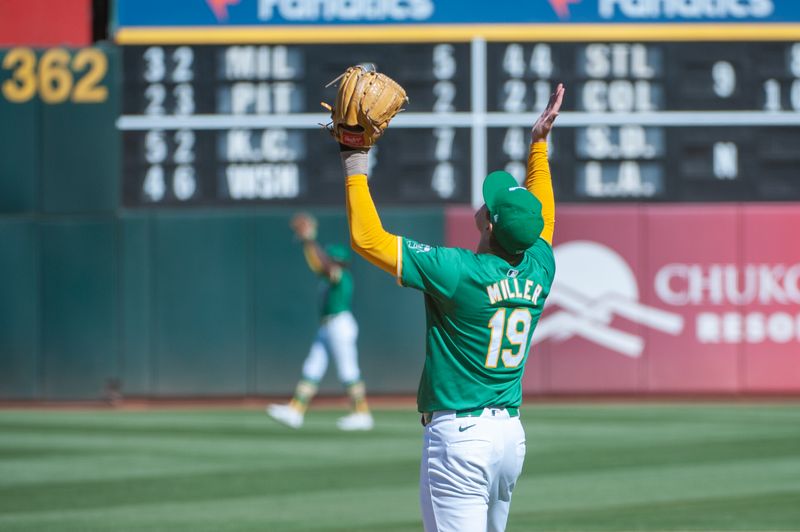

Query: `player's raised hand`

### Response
(291, 212, 318, 241)
(531, 83, 565, 143)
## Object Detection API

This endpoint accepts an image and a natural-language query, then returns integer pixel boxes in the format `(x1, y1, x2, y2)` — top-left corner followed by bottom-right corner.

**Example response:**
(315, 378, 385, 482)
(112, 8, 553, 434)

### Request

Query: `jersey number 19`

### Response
(485, 308, 532, 369)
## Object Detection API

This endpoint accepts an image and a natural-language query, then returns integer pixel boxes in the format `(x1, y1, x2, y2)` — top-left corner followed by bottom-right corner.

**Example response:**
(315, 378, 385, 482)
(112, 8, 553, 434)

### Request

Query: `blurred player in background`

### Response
(334, 80, 563, 530)
(267, 212, 374, 431)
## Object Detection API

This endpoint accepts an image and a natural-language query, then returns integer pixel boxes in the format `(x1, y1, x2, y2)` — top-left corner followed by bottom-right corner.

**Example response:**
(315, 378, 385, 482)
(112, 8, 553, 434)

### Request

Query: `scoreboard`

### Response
(120, 44, 474, 206)
(115, 4, 800, 208)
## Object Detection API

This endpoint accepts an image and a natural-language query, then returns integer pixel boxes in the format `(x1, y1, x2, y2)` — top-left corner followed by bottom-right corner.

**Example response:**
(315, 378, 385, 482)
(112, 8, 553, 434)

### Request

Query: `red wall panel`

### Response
(446, 204, 800, 394)
(643, 206, 741, 392)
(0, 0, 91, 46)
(741, 205, 800, 392)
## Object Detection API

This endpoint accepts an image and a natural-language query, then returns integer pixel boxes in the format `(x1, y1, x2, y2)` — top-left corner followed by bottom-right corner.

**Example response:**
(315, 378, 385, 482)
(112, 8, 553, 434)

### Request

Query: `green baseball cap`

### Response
(482, 170, 544, 255)
(325, 243, 351, 263)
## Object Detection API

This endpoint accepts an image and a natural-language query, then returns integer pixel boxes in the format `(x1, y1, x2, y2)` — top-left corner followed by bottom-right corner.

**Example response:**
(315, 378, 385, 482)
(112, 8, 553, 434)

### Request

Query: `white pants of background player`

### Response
(420, 409, 526, 532)
(302, 311, 361, 384)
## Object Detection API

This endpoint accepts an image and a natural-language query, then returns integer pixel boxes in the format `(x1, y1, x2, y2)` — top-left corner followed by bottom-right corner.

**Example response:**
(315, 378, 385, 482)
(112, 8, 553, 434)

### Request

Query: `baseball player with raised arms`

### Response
(267, 212, 374, 431)
(324, 66, 563, 530)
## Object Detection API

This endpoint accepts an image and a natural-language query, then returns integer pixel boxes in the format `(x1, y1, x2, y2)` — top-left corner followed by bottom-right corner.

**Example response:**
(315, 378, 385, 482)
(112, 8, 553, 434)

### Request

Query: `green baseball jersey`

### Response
(400, 237, 555, 413)
(319, 268, 353, 319)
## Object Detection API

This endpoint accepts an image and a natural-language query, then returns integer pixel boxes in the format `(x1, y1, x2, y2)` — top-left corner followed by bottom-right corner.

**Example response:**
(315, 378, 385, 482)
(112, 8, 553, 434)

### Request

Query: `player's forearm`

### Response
(341, 150, 398, 276)
(345, 175, 398, 275)
(525, 141, 555, 245)
(302, 240, 335, 277)
(302, 242, 325, 273)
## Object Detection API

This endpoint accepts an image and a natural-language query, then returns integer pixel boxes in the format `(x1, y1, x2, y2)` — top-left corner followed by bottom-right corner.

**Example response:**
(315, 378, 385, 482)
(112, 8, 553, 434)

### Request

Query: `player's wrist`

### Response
(340, 149, 370, 177)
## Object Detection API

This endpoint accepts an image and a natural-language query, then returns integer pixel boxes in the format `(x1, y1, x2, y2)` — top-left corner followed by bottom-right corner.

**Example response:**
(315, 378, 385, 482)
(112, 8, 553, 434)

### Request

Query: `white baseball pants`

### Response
(420, 408, 526, 532)
(301, 311, 361, 384)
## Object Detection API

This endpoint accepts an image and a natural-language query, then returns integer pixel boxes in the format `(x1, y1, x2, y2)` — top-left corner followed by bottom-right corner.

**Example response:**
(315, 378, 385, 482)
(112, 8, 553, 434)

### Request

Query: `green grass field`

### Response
(1, 403, 799, 531)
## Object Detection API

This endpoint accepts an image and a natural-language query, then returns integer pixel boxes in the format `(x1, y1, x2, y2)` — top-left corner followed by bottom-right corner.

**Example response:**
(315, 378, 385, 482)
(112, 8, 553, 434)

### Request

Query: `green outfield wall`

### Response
(0, 209, 443, 400)
(116, 209, 442, 399)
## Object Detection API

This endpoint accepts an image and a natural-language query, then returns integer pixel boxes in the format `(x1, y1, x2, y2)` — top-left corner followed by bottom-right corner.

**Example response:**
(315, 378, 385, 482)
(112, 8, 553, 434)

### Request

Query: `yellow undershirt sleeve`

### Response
(345, 174, 399, 276)
(525, 141, 555, 245)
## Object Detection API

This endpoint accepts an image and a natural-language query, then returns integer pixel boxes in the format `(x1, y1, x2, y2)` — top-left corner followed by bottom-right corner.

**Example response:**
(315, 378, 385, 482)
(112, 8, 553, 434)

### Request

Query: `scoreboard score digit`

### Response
(118, 39, 800, 207)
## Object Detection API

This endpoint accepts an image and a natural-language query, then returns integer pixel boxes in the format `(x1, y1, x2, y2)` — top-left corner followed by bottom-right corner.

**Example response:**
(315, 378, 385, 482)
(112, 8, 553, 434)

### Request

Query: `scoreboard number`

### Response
(2, 47, 109, 104)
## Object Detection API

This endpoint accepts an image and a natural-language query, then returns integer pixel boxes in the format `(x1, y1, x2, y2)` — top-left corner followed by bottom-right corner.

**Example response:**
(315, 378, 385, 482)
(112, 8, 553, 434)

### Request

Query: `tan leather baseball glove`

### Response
(321, 64, 408, 148)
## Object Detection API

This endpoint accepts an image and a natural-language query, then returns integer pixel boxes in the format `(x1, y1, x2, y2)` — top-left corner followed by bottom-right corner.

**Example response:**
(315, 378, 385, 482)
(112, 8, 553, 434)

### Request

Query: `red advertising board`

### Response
(446, 204, 800, 394)
(0, 0, 91, 47)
